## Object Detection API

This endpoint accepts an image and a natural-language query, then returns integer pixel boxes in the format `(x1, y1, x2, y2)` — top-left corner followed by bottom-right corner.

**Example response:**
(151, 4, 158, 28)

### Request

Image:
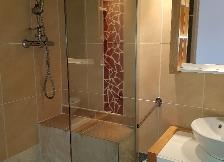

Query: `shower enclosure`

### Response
(66, 0, 137, 161)
(0, 0, 137, 161)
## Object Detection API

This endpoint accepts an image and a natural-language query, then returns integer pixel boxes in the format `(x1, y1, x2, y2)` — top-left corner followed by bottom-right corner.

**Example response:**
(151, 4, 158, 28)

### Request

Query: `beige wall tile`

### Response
(0, 74, 3, 104)
(88, 94, 103, 111)
(62, 89, 69, 106)
(4, 99, 38, 157)
(32, 0, 64, 121)
(203, 108, 224, 117)
(0, 0, 65, 159)
(87, 44, 103, 94)
(37, 90, 62, 121)
(160, 44, 204, 107)
(124, 98, 135, 119)
(86, 44, 103, 111)
(180, 106, 203, 129)
(69, 64, 88, 93)
(0, 0, 31, 43)
(0, 45, 36, 103)
(136, 45, 141, 100)
(33, 0, 63, 95)
(34, 48, 62, 121)
(34, 47, 62, 94)
(159, 44, 175, 102)
(44, 0, 61, 46)
(159, 104, 202, 135)
(68, 63, 89, 109)
(158, 105, 179, 135)
(139, 0, 162, 43)
(168, 73, 204, 107)
(162, 0, 172, 43)
(138, 44, 160, 100)
(66, 0, 86, 59)
(124, 44, 136, 98)
(68, 57, 88, 109)
(70, 91, 88, 109)
(86, 0, 103, 43)
(58, 0, 69, 106)
(137, 100, 156, 123)
(0, 106, 7, 161)
(204, 74, 224, 111)
(124, 0, 137, 43)
(137, 108, 159, 153)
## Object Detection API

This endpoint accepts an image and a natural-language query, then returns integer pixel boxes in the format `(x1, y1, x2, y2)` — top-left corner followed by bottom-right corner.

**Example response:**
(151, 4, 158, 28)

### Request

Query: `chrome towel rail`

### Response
(137, 97, 162, 128)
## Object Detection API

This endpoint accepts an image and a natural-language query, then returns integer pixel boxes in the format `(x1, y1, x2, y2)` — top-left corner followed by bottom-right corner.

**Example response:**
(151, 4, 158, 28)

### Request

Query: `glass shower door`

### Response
(65, 0, 137, 161)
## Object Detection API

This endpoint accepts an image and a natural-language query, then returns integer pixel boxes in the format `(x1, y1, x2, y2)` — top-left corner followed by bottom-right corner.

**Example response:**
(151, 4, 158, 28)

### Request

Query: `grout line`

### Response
(37, 112, 63, 124)
(136, 1, 141, 153)
(156, 0, 164, 137)
(2, 96, 36, 106)
(66, 89, 205, 110)
(6, 43, 22, 45)
(84, 0, 90, 109)
(0, 74, 9, 158)
(0, 89, 62, 106)
(62, 89, 206, 111)
(30, 0, 39, 123)
(32, 43, 39, 121)
(201, 73, 206, 116)
(0, 75, 3, 107)
(29, 0, 42, 159)
(138, 42, 170, 45)
(65, 88, 206, 110)
(56, 0, 64, 112)
(100, 0, 105, 117)
(158, 0, 164, 98)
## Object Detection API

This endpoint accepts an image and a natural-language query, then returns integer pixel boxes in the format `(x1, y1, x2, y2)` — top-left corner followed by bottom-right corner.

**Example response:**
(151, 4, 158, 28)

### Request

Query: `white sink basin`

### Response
(191, 117, 224, 161)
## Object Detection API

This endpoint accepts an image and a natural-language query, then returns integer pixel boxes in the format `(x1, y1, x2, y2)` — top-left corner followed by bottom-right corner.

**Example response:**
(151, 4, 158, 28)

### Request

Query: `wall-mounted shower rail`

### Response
(137, 97, 163, 128)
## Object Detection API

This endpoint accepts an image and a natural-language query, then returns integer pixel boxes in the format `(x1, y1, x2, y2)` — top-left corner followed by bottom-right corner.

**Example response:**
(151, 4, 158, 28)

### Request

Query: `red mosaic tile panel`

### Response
(103, 0, 124, 114)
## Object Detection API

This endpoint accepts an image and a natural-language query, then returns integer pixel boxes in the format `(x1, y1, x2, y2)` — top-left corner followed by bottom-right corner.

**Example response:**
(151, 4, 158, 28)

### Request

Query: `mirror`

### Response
(170, 0, 224, 73)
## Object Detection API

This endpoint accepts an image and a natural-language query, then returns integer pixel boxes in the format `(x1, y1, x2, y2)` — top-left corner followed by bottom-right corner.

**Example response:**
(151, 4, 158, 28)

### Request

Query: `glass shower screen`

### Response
(65, 0, 137, 161)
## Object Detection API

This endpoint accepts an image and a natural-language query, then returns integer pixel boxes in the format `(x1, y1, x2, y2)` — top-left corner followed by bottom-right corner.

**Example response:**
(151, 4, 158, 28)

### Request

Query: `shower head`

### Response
(32, 0, 44, 15)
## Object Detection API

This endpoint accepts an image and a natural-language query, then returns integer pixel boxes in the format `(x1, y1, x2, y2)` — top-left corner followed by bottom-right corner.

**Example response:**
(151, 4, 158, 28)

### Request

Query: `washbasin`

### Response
(191, 117, 224, 160)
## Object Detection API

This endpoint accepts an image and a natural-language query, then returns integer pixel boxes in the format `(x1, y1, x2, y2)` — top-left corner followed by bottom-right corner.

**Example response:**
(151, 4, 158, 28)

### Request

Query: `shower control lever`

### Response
(22, 39, 54, 48)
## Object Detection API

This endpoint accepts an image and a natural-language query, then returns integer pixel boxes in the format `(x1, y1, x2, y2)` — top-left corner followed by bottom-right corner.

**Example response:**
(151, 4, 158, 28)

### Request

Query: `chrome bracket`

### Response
(155, 97, 163, 107)
(22, 39, 54, 48)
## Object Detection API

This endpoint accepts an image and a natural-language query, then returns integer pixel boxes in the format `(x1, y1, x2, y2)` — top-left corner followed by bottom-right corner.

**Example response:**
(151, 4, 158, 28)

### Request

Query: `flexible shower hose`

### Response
(35, 0, 56, 99)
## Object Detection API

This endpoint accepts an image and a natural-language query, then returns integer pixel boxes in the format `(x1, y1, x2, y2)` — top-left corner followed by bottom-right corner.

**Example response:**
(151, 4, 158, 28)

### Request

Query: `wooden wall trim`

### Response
(170, 0, 181, 74)
(190, 0, 200, 63)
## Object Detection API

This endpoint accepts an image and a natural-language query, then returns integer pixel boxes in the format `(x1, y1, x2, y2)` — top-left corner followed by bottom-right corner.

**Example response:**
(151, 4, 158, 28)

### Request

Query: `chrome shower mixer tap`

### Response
(22, 0, 54, 48)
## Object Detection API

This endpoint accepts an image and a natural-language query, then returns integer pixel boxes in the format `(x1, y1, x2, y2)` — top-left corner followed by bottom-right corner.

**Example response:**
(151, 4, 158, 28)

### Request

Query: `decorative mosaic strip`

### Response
(103, 0, 124, 114)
